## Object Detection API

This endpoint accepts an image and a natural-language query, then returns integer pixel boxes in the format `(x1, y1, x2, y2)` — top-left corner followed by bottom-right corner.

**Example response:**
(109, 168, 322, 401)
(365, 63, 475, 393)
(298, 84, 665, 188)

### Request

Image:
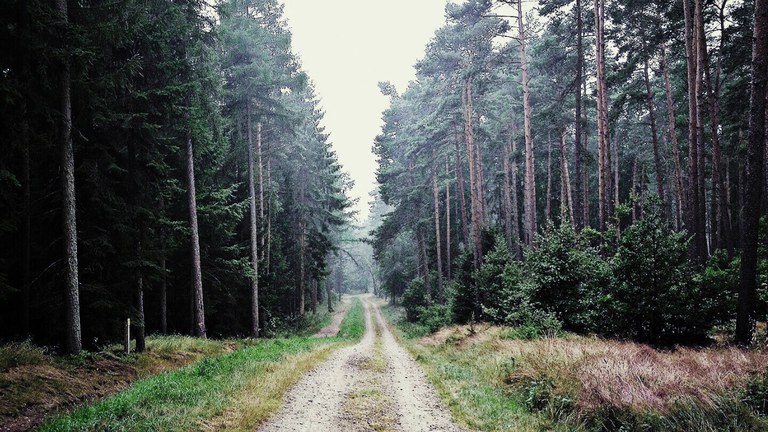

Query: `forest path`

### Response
(258, 294, 464, 432)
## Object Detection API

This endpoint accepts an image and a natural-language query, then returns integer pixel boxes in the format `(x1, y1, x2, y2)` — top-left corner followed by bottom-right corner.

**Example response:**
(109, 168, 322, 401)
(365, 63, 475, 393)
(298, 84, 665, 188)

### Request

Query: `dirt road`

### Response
(259, 294, 464, 432)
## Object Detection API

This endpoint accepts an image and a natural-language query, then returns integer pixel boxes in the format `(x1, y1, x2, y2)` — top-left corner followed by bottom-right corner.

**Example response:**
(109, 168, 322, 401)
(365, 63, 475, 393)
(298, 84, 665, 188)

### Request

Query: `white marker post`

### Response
(125, 318, 131, 354)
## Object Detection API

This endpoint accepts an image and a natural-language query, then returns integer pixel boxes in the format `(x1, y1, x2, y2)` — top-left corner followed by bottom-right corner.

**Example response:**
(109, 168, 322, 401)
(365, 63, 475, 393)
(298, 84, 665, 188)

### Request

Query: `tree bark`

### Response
(463, 79, 484, 266)
(247, 102, 260, 337)
(57, 0, 82, 355)
(445, 157, 452, 281)
(518, 0, 537, 246)
(661, 46, 687, 229)
(573, 0, 584, 229)
(643, 59, 666, 207)
(257, 122, 265, 262)
(735, 0, 768, 345)
(454, 135, 470, 247)
(502, 124, 515, 250)
(432, 156, 444, 303)
(595, 0, 611, 232)
(186, 124, 206, 338)
(546, 134, 553, 222)
(559, 131, 575, 225)
(694, 0, 709, 258)
(684, 0, 704, 263)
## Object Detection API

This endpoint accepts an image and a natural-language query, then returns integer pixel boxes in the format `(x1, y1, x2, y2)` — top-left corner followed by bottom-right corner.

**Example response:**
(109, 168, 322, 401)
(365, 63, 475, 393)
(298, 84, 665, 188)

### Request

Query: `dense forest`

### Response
(0, 0, 357, 354)
(372, 0, 768, 345)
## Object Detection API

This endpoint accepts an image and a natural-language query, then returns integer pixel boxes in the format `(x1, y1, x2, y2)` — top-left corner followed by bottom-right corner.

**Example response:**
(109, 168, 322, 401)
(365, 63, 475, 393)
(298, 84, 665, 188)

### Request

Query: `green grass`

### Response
(337, 297, 365, 340)
(381, 304, 557, 432)
(38, 300, 367, 432)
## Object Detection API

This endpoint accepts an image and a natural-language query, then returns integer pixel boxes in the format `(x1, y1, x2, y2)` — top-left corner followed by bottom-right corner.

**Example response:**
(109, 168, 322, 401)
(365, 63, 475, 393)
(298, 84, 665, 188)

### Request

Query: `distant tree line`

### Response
(372, 0, 767, 345)
(0, 0, 353, 354)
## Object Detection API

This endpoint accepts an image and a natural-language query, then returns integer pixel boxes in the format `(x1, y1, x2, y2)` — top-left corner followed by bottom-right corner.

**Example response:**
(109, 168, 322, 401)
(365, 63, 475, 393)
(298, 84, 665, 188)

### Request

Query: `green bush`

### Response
(608, 198, 714, 344)
(525, 223, 610, 333)
(402, 277, 429, 322)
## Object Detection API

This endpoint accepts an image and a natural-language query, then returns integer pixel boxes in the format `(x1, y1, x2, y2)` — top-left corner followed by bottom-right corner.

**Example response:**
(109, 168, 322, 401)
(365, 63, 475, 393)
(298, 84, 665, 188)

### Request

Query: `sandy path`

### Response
(313, 296, 351, 338)
(258, 294, 464, 432)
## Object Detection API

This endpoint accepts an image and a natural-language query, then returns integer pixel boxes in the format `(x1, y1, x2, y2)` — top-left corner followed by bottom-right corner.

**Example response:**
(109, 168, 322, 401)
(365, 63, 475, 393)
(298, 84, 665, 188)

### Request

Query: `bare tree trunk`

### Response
(257, 122, 265, 262)
(463, 79, 484, 266)
(546, 133, 553, 222)
(583, 77, 591, 228)
(644, 59, 666, 207)
(57, 0, 81, 354)
(502, 125, 515, 249)
(134, 235, 145, 352)
(573, 0, 584, 228)
(518, 0, 537, 246)
(632, 157, 641, 222)
(432, 156, 444, 303)
(266, 145, 272, 275)
(684, 0, 704, 262)
(661, 46, 687, 228)
(326, 275, 334, 312)
(160, 254, 167, 334)
(694, 0, 709, 258)
(613, 134, 619, 216)
(186, 126, 206, 338)
(311, 279, 317, 314)
(454, 136, 470, 247)
(445, 157, 452, 281)
(247, 103, 260, 337)
(595, 0, 610, 232)
(560, 132, 575, 225)
(736, 0, 768, 345)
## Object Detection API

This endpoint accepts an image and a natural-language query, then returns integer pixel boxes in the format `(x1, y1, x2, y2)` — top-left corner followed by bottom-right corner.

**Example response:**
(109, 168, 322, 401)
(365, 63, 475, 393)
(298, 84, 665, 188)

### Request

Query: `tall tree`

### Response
(735, 0, 768, 345)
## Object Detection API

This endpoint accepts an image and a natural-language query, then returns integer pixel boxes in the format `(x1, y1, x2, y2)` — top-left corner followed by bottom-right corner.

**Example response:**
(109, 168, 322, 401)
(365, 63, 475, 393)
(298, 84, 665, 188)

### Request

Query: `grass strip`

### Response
(40, 298, 367, 432)
(381, 304, 559, 432)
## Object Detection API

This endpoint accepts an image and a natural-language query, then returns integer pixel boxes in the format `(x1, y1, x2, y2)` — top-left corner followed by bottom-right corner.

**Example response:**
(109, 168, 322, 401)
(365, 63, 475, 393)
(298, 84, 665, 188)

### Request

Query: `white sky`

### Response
(281, 0, 450, 221)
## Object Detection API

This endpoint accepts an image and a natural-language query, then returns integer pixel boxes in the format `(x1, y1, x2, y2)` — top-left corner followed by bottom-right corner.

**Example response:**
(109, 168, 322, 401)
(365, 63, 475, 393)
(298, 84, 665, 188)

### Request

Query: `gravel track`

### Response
(258, 294, 464, 432)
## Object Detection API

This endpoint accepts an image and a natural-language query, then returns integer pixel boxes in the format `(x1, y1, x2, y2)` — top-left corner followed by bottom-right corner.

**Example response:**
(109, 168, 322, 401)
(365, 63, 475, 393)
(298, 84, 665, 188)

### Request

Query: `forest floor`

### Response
(259, 294, 465, 432)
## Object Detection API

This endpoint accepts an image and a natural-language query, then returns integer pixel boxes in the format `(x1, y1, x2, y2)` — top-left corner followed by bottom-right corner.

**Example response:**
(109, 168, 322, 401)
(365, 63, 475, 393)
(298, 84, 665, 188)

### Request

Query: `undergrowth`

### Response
(383, 302, 768, 432)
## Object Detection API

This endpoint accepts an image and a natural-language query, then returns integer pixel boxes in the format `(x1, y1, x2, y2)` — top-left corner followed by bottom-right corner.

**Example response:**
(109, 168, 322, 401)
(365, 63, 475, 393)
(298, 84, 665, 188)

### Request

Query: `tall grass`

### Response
(337, 298, 365, 340)
(383, 303, 768, 432)
(0, 340, 50, 372)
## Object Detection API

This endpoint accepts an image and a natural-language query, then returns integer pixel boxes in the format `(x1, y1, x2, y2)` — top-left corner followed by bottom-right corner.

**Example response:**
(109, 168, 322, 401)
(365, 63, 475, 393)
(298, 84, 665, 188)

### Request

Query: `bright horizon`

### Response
(281, 0, 450, 222)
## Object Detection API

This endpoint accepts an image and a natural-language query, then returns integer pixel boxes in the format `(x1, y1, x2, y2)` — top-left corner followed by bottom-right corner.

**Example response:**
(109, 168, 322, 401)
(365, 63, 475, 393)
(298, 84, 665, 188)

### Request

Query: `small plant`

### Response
(0, 340, 51, 372)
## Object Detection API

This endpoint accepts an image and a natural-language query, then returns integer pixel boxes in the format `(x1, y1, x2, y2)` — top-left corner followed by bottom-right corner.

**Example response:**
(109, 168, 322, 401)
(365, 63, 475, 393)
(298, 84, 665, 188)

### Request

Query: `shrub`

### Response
(609, 198, 713, 344)
(526, 223, 610, 333)
(402, 277, 429, 322)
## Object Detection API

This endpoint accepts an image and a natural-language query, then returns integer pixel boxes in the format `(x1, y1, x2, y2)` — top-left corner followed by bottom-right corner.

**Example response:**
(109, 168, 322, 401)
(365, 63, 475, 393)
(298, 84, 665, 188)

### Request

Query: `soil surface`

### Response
(313, 296, 352, 338)
(259, 294, 465, 432)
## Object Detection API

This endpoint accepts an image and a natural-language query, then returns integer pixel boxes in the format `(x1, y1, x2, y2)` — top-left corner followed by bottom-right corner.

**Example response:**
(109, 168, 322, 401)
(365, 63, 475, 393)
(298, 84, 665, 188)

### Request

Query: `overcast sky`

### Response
(281, 0, 450, 221)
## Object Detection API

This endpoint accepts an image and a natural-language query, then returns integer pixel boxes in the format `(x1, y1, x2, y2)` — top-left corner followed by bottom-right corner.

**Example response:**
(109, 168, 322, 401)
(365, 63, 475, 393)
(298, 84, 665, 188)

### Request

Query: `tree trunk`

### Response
(644, 59, 666, 207)
(735, 0, 768, 345)
(546, 134, 553, 222)
(326, 274, 334, 312)
(454, 135, 470, 247)
(661, 46, 687, 229)
(186, 125, 206, 338)
(573, 0, 584, 229)
(311, 279, 317, 314)
(432, 156, 444, 303)
(134, 236, 145, 353)
(22, 128, 31, 337)
(684, 0, 704, 263)
(266, 144, 272, 275)
(445, 157, 452, 281)
(257, 122, 265, 262)
(632, 157, 641, 222)
(502, 124, 515, 250)
(463, 79, 484, 266)
(247, 102, 260, 337)
(595, 0, 610, 232)
(518, 0, 537, 246)
(160, 254, 167, 334)
(694, 0, 709, 258)
(57, 0, 81, 355)
(559, 131, 575, 225)
(583, 77, 591, 228)
(613, 134, 619, 218)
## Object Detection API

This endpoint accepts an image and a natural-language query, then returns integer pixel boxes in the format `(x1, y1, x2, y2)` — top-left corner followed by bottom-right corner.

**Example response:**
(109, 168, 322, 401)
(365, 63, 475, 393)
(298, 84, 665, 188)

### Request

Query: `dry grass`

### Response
(500, 337, 768, 413)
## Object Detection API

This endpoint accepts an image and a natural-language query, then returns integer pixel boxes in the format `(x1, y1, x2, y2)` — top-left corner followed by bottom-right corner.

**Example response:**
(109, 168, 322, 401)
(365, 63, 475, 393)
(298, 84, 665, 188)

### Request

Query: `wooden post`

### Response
(124, 318, 131, 354)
